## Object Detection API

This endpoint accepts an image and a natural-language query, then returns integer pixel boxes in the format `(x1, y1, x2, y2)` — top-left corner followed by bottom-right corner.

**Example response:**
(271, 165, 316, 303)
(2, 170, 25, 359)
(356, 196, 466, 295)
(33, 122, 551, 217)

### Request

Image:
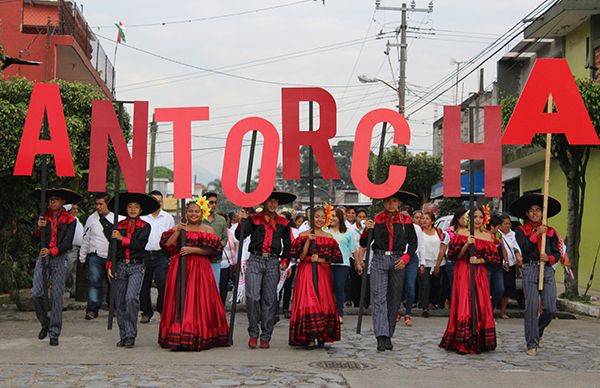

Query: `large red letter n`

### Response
(88, 101, 148, 193)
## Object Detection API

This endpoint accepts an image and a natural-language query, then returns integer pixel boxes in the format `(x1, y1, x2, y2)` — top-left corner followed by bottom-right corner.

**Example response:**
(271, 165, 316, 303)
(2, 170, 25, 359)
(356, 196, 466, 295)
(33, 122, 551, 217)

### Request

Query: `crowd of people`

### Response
(30, 187, 570, 357)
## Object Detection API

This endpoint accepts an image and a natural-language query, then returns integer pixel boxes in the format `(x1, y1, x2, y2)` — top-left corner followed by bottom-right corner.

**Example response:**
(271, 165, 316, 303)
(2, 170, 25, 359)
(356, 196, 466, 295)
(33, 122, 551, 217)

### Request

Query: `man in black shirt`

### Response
(358, 191, 418, 351)
(236, 191, 295, 349)
(510, 193, 564, 357)
(102, 193, 158, 348)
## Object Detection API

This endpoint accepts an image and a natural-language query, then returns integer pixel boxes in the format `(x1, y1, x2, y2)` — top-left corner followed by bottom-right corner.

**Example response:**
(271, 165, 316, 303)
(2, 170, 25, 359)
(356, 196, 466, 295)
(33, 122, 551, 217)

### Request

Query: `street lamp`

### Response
(357, 74, 398, 93)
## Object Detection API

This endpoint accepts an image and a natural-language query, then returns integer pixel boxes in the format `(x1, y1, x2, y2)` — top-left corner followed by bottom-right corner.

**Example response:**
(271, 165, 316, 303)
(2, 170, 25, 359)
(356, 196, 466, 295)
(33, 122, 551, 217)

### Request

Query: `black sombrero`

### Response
(387, 190, 419, 204)
(33, 188, 82, 205)
(266, 191, 297, 205)
(108, 192, 160, 216)
(509, 193, 561, 220)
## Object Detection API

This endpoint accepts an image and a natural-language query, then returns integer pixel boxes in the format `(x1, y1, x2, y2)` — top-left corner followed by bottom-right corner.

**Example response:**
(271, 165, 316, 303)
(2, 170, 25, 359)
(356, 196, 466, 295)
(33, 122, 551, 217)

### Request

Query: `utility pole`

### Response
(376, 1, 433, 155)
(147, 114, 157, 192)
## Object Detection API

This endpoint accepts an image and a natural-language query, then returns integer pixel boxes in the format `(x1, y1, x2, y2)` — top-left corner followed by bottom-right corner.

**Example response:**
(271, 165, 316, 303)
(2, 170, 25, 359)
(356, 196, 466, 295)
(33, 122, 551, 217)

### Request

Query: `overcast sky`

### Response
(81, 0, 545, 185)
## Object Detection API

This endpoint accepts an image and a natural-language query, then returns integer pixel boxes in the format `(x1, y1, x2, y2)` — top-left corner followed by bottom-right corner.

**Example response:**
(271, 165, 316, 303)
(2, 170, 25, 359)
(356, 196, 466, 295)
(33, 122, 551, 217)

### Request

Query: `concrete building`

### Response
(0, 0, 114, 98)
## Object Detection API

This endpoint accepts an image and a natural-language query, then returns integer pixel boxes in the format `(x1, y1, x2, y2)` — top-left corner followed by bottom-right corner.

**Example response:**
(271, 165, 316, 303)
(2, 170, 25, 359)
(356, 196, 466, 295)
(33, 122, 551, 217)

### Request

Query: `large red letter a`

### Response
(13, 83, 74, 176)
(503, 58, 599, 145)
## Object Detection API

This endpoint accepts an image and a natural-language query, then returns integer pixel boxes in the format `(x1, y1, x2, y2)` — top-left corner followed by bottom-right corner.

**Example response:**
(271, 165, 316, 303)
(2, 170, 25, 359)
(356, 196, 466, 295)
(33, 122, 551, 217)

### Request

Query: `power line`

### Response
(403, 0, 559, 116)
(91, 0, 313, 29)
(96, 32, 384, 89)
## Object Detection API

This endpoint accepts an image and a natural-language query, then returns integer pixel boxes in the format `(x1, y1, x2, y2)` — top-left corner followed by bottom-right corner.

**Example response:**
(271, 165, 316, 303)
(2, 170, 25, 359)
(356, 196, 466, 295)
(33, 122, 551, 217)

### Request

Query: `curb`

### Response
(557, 298, 600, 318)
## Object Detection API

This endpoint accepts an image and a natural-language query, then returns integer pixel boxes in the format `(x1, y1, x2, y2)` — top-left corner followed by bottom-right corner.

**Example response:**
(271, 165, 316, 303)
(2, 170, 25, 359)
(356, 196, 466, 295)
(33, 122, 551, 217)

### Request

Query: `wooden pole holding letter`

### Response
(538, 96, 553, 291)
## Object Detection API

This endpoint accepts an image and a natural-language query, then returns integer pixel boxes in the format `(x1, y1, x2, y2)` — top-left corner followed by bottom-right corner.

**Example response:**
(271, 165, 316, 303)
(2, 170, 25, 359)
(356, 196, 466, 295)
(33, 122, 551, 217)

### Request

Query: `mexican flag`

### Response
(115, 22, 126, 44)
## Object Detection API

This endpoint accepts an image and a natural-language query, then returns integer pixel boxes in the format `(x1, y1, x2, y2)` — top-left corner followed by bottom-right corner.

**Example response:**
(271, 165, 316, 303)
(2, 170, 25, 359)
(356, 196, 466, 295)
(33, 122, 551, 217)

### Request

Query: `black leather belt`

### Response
(250, 252, 279, 259)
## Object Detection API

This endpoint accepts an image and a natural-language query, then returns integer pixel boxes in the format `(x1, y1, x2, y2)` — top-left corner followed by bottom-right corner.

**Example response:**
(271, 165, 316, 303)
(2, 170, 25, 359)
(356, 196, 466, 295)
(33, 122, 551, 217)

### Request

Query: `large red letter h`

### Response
(443, 105, 502, 198)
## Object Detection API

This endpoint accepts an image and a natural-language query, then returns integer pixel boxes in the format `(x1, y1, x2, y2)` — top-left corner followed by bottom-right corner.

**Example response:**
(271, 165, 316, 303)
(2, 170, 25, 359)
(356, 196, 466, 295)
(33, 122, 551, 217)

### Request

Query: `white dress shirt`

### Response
(141, 210, 175, 252)
(72, 217, 84, 247)
(79, 211, 124, 262)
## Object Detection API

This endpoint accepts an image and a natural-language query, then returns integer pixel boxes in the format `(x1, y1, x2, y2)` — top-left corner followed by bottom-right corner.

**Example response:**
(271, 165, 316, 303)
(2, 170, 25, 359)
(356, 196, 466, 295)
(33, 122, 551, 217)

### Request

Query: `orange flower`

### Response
(324, 203, 334, 227)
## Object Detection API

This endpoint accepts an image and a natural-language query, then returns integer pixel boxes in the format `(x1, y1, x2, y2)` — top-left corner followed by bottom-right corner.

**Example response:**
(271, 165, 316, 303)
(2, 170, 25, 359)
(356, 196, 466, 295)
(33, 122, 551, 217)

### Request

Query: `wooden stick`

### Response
(539, 96, 553, 291)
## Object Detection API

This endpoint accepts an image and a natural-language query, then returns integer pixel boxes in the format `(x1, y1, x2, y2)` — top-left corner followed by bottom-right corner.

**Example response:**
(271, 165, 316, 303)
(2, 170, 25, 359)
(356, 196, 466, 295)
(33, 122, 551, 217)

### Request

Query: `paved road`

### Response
(1, 308, 599, 387)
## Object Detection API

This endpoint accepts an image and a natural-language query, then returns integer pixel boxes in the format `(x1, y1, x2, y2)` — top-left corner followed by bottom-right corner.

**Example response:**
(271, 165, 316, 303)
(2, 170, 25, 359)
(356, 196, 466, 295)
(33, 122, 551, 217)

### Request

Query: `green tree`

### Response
(501, 79, 600, 295)
(148, 166, 174, 181)
(0, 77, 130, 293)
(369, 147, 443, 206)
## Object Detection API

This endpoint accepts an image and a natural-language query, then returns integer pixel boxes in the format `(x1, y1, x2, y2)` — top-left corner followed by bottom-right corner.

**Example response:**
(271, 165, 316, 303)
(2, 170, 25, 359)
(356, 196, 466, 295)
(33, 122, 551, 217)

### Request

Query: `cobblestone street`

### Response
(1, 308, 599, 387)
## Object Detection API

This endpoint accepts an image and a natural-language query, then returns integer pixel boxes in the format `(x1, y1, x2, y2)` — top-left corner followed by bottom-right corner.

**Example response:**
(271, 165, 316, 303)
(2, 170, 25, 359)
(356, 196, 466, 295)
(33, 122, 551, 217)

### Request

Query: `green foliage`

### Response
(0, 77, 131, 293)
(368, 147, 442, 205)
(500, 95, 518, 131)
(149, 166, 174, 181)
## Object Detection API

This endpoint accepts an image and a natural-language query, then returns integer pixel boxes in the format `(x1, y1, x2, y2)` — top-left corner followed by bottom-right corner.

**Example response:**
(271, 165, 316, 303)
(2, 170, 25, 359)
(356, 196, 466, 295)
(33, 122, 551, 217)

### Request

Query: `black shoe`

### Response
(283, 310, 291, 319)
(140, 315, 151, 324)
(38, 327, 48, 340)
(384, 337, 393, 350)
(49, 337, 59, 346)
(124, 338, 135, 348)
(317, 339, 325, 348)
(116, 340, 125, 347)
(376, 336, 386, 352)
(85, 311, 98, 320)
(422, 309, 430, 318)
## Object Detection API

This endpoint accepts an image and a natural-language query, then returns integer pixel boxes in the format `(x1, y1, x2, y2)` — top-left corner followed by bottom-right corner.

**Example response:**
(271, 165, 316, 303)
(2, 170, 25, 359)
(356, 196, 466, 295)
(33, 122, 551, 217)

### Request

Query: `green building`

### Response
(498, 1, 600, 293)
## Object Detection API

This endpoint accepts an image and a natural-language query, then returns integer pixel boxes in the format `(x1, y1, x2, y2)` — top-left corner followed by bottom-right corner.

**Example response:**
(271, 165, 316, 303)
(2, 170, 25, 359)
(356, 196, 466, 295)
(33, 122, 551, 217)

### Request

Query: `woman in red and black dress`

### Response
(289, 207, 342, 349)
(159, 202, 229, 350)
(439, 206, 498, 354)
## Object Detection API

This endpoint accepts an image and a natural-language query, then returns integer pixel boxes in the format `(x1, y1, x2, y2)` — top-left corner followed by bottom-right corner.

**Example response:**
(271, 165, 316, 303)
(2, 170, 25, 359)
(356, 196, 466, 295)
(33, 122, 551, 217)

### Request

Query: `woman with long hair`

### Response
(418, 212, 445, 317)
(159, 200, 229, 351)
(439, 206, 497, 354)
(325, 207, 357, 324)
(289, 207, 342, 349)
(497, 213, 522, 319)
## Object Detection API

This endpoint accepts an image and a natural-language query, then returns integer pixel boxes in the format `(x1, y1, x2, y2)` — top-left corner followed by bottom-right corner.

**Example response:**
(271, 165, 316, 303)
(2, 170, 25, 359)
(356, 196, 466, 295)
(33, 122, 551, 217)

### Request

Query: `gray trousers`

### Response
(245, 254, 280, 341)
(114, 263, 145, 341)
(32, 253, 68, 339)
(66, 248, 79, 295)
(522, 262, 557, 350)
(370, 254, 405, 338)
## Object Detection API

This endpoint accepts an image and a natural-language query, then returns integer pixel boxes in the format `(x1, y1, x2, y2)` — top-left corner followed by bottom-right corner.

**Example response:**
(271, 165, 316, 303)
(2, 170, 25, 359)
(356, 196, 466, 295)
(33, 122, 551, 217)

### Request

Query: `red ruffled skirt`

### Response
(159, 254, 229, 350)
(289, 261, 340, 346)
(439, 260, 496, 354)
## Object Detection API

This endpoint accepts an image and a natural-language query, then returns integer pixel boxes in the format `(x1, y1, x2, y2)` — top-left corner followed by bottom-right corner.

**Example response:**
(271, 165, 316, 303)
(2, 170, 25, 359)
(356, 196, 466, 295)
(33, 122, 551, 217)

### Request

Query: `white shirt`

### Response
(420, 230, 441, 268)
(500, 229, 521, 267)
(79, 211, 124, 262)
(221, 227, 238, 269)
(72, 217, 84, 247)
(141, 210, 175, 251)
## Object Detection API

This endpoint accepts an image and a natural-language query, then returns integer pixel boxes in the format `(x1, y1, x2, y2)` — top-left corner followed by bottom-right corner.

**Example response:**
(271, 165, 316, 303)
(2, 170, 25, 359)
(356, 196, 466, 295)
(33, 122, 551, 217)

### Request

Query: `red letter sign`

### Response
(281, 87, 340, 180)
(443, 105, 502, 197)
(154, 107, 209, 198)
(503, 58, 600, 145)
(88, 101, 148, 193)
(351, 109, 409, 198)
(13, 83, 75, 176)
(222, 117, 279, 207)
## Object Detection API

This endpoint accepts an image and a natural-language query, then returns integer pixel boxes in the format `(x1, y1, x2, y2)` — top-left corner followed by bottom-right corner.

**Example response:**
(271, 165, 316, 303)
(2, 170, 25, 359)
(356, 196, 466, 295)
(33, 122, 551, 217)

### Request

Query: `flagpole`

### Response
(112, 41, 118, 96)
